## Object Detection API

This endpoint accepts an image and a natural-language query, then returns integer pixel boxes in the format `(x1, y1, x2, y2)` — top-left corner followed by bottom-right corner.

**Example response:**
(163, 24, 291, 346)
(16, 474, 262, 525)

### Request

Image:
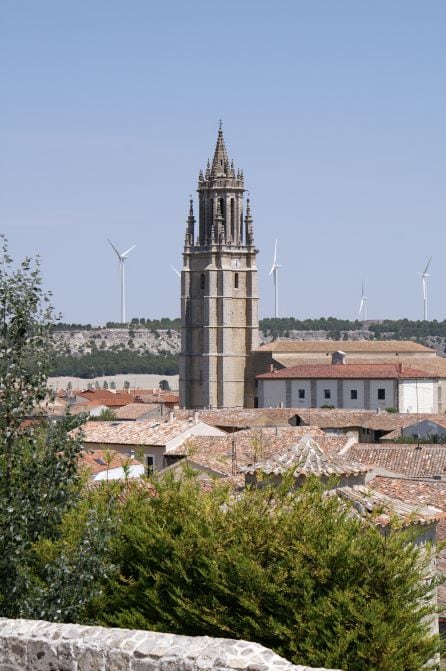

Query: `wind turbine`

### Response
(269, 239, 281, 318)
(170, 264, 181, 278)
(108, 239, 136, 324)
(418, 256, 432, 321)
(358, 281, 368, 322)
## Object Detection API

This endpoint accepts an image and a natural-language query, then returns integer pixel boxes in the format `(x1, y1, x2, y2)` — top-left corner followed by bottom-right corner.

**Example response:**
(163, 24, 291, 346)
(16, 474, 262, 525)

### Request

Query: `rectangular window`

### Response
(324, 389, 331, 399)
(145, 455, 155, 476)
(298, 389, 305, 399)
(377, 388, 386, 400)
(350, 389, 358, 400)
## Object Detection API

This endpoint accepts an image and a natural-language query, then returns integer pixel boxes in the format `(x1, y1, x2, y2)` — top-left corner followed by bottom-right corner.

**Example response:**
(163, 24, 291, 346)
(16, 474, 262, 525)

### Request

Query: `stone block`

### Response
(27, 638, 58, 670)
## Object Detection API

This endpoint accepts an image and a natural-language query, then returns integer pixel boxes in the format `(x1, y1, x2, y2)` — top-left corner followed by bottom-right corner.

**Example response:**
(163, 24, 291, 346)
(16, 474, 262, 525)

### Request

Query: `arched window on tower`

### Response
(230, 198, 235, 241)
(219, 197, 225, 227)
(200, 273, 205, 291)
(234, 273, 239, 289)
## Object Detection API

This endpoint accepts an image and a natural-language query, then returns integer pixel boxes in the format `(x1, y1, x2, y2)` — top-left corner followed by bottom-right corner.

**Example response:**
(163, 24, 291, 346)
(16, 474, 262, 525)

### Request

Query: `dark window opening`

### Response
(234, 273, 239, 289)
(350, 389, 358, 400)
(324, 389, 331, 399)
(378, 388, 386, 400)
(200, 274, 205, 290)
(298, 389, 305, 399)
(146, 456, 154, 476)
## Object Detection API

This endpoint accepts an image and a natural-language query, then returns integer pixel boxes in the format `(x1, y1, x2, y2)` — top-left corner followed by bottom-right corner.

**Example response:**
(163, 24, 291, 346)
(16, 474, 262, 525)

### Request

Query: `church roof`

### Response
(257, 362, 436, 380)
(256, 340, 435, 354)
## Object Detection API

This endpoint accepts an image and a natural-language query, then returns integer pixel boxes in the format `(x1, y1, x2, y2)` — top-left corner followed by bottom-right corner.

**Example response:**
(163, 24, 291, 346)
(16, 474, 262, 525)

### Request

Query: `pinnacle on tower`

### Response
(245, 198, 254, 246)
(185, 198, 195, 246)
(211, 123, 230, 177)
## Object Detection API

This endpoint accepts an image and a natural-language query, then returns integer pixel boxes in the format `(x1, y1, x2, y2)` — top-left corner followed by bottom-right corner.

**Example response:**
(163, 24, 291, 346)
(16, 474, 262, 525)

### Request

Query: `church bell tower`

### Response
(179, 125, 259, 409)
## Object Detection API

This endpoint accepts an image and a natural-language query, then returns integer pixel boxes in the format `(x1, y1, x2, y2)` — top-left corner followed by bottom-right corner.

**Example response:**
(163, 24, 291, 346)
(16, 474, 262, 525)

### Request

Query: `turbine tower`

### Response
(418, 256, 432, 321)
(108, 239, 136, 324)
(269, 239, 281, 318)
(358, 281, 368, 322)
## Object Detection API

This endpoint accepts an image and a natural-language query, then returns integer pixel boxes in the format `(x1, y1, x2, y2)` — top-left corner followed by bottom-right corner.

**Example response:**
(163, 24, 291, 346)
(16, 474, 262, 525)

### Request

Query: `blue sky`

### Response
(1, 1, 445, 324)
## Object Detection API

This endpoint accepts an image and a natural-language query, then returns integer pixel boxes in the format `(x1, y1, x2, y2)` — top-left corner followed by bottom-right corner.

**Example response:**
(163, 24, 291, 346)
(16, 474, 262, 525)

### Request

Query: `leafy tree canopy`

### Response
(91, 472, 440, 671)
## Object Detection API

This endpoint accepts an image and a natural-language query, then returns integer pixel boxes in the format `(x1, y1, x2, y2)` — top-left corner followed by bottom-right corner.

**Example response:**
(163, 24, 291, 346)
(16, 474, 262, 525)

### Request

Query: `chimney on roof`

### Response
(269, 363, 275, 373)
(332, 351, 346, 365)
(193, 410, 199, 424)
(168, 410, 174, 423)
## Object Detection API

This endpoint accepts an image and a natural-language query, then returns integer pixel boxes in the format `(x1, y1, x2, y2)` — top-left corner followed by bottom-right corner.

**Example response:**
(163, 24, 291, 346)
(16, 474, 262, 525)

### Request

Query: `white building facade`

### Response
(257, 362, 438, 413)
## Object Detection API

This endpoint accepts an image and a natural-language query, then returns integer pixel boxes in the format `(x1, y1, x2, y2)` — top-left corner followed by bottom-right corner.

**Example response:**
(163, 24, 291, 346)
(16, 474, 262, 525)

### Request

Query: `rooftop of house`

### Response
(80, 449, 144, 476)
(256, 340, 436, 354)
(242, 434, 368, 479)
(172, 408, 302, 430)
(169, 426, 329, 468)
(295, 409, 446, 432)
(74, 417, 218, 447)
(381, 416, 446, 440)
(113, 403, 161, 420)
(74, 390, 141, 407)
(258, 362, 437, 380)
(335, 485, 445, 528)
(346, 443, 446, 479)
(367, 476, 446, 513)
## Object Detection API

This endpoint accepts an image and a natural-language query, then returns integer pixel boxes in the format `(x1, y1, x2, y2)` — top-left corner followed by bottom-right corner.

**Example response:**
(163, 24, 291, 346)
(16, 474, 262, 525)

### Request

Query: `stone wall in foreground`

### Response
(0, 618, 341, 671)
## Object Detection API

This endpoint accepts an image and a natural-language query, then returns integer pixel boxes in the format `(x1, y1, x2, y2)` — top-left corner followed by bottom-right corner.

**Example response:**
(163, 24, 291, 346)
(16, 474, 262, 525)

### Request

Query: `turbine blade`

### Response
(423, 256, 432, 275)
(170, 264, 181, 277)
(107, 238, 121, 259)
(269, 264, 275, 276)
(272, 239, 277, 267)
(359, 298, 364, 315)
(121, 244, 136, 258)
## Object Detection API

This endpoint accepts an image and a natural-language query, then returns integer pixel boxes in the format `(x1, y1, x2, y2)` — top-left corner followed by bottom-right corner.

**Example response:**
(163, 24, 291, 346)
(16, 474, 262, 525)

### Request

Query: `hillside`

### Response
(50, 319, 446, 377)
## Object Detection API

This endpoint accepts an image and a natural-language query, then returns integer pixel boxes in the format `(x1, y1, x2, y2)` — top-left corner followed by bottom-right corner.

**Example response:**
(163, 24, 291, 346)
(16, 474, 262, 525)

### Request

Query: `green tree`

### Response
(97, 473, 440, 671)
(159, 379, 170, 391)
(90, 408, 117, 422)
(0, 237, 86, 617)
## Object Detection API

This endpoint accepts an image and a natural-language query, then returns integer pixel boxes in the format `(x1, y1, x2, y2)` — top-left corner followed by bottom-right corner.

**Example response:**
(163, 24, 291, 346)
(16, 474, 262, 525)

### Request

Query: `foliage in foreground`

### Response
(89, 473, 440, 671)
(0, 238, 107, 618)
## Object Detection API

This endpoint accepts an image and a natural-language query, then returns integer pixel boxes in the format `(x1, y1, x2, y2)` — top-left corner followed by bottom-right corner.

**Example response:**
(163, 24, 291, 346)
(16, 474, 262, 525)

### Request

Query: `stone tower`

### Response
(179, 125, 259, 409)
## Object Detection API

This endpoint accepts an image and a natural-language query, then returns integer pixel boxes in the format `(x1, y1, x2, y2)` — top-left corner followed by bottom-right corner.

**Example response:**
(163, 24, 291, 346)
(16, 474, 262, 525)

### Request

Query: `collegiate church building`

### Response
(179, 126, 259, 409)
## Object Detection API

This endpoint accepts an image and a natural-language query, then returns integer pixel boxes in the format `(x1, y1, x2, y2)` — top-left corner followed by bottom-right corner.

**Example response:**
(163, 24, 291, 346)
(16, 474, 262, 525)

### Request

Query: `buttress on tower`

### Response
(179, 125, 259, 409)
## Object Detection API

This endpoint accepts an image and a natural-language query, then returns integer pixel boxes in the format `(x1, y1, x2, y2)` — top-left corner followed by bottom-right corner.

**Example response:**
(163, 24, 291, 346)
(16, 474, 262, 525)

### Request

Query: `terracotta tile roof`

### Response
(76, 390, 139, 407)
(258, 363, 437, 380)
(168, 427, 334, 477)
(257, 340, 435, 354)
(296, 409, 378, 429)
(80, 449, 144, 476)
(347, 444, 446, 478)
(113, 403, 160, 420)
(271, 355, 446, 377)
(242, 434, 368, 478)
(296, 409, 446, 433)
(173, 408, 302, 429)
(367, 476, 446, 512)
(380, 416, 446, 440)
(335, 485, 445, 528)
(75, 418, 219, 448)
